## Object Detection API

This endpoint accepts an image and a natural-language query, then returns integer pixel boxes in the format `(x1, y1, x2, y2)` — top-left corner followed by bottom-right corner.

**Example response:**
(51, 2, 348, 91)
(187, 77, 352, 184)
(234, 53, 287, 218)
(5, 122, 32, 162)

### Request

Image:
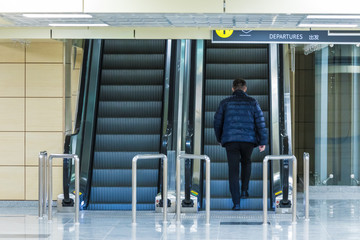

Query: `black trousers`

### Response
(224, 142, 255, 205)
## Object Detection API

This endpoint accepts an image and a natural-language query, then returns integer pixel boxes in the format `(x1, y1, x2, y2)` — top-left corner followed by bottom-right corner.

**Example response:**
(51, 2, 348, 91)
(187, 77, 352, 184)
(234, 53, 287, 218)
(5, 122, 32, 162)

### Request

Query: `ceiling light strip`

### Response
(307, 15, 360, 19)
(298, 23, 358, 28)
(49, 23, 108, 27)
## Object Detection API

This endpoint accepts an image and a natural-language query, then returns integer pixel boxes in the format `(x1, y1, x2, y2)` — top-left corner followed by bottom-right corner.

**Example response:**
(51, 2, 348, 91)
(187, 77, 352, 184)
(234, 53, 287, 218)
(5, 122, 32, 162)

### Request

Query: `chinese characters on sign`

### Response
(309, 35, 319, 41)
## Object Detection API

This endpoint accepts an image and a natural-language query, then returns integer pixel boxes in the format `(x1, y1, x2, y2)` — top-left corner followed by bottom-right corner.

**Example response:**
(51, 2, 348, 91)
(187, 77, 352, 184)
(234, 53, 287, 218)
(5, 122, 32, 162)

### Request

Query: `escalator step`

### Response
(209, 198, 270, 210)
(90, 186, 157, 203)
(88, 203, 154, 210)
(206, 63, 268, 79)
(206, 48, 268, 64)
(96, 118, 161, 134)
(98, 101, 162, 118)
(93, 151, 159, 169)
(104, 39, 165, 54)
(102, 54, 165, 70)
(99, 85, 163, 101)
(95, 134, 160, 152)
(92, 169, 158, 187)
(101, 69, 164, 85)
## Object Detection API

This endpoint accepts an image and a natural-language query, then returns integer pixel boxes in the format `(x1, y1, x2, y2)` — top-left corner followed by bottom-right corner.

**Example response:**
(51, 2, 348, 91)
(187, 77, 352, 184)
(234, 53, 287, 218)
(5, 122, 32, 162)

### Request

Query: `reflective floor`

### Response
(1, 190, 360, 240)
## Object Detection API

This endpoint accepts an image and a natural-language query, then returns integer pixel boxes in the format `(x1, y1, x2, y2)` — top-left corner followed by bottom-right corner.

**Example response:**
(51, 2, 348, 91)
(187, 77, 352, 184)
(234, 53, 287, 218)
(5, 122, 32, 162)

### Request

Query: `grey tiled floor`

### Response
(0, 195, 359, 239)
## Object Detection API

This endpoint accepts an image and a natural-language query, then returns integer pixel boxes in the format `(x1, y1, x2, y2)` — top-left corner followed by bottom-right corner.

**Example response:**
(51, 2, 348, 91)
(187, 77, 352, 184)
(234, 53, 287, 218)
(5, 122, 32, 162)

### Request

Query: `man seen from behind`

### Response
(213, 78, 268, 211)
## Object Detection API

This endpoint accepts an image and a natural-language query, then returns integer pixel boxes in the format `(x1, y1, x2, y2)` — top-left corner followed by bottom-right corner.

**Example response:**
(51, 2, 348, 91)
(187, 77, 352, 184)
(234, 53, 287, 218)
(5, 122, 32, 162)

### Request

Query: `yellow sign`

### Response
(275, 190, 282, 196)
(215, 30, 234, 38)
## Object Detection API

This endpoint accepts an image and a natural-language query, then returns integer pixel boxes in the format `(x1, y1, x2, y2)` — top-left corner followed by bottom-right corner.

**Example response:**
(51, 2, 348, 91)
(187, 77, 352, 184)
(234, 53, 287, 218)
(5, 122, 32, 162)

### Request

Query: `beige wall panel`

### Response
(0, 166, 24, 200)
(26, 41, 63, 63)
(135, 28, 212, 39)
(0, 43, 25, 62)
(26, 98, 63, 131)
(0, 64, 25, 97)
(25, 166, 62, 200)
(0, 132, 24, 166)
(51, 27, 134, 39)
(26, 64, 63, 97)
(0, 98, 24, 131)
(0, 28, 51, 39)
(25, 166, 37, 200)
(84, 0, 223, 13)
(226, 0, 360, 14)
(0, 0, 82, 12)
(26, 132, 63, 166)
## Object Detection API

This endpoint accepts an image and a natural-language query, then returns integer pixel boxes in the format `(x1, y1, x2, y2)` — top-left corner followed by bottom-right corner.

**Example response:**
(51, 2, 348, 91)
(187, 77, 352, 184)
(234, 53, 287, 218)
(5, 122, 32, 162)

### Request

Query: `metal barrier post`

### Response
(74, 155, 80, 224)
(42, 152, 47, 217)
(303, 152, 310, 221)
(176, 154, 211, 225)
(263, 155, 297, 225)
(132, 154, 168, 224)
(48, 154, 53, 220)
(38, 151, 47, 218)
(47, 154, 80, 224)
(262, 157, 268, 225)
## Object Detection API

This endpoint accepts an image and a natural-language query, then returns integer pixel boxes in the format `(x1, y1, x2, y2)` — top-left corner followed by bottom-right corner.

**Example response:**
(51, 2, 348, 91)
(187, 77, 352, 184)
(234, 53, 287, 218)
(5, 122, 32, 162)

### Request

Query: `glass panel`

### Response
(314, 45, 360, 186)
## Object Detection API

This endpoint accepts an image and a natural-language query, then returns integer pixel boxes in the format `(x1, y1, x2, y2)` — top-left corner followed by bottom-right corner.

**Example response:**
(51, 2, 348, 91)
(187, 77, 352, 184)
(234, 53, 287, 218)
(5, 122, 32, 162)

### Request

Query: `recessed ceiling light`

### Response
(49, 23, 108, 27)
(23, 14, 93, 18)
(307, 15, 360, 19)
(298, 23, 358, 28)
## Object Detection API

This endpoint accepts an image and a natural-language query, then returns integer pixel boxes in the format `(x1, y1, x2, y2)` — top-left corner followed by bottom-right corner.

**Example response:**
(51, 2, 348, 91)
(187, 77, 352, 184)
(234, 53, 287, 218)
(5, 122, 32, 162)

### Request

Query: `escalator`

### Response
(65, 39, 170, 210)
(202, 42, 271, 210)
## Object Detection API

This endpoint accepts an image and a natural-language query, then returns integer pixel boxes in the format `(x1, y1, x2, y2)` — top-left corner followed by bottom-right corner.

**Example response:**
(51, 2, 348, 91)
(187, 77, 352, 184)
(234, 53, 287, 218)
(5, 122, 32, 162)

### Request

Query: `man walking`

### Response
(214, 78, 267, 210)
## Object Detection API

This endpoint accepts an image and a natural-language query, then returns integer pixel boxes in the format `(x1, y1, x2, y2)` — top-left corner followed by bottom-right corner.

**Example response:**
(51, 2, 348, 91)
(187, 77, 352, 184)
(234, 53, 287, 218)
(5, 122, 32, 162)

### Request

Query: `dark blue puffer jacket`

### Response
(214, 90, 268, 147)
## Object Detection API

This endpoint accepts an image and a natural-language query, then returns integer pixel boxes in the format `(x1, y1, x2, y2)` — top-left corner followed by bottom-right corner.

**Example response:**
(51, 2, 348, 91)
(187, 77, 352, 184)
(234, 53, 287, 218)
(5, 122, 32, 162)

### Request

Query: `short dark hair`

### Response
(233, 78, 247, 91)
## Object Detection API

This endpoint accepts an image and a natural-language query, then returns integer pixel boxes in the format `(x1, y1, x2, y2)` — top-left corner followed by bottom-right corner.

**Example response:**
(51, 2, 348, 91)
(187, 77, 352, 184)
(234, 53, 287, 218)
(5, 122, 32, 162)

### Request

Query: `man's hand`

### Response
(259, 145, 266, 152)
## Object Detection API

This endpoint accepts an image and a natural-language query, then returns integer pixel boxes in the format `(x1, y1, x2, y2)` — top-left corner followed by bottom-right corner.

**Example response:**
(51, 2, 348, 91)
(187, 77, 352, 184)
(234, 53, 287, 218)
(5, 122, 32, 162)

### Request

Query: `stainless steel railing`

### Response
(38, 153, 80, 224)
(263, 155, 297, 225)
(176, 154, 210, 225)
(303, 152, 310, 221)
(38, 151, 47, 218)
(132, 154, 168, 224)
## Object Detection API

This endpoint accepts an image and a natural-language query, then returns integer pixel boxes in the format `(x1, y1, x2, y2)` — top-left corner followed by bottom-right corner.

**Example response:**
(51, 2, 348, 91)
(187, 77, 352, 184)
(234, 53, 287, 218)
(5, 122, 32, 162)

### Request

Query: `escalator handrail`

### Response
(183, 121, 194, 206)
(63, 40, 91, 203)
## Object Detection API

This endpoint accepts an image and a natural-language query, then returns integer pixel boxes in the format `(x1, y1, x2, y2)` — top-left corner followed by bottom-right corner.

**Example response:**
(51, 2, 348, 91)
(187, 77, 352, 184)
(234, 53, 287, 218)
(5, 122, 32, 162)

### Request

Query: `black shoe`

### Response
(240, 191, 249, 199)
(232, 204, 241, 211)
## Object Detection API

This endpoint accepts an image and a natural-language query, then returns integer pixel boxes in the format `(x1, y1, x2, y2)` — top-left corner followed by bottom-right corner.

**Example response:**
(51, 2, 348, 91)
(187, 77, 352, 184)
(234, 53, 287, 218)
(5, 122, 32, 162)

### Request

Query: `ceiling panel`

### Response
(0, 13, 360, 29)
